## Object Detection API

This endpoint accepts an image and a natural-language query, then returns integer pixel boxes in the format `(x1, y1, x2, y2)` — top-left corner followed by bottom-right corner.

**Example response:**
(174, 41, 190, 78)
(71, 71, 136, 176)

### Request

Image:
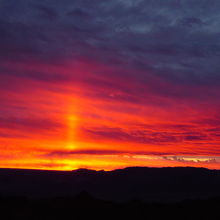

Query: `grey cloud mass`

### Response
(0, 0, 220, 86)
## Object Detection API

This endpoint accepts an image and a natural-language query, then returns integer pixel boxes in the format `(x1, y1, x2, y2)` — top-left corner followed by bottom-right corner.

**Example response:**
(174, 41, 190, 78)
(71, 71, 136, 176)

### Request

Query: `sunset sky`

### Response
(0, 0, 220, 170)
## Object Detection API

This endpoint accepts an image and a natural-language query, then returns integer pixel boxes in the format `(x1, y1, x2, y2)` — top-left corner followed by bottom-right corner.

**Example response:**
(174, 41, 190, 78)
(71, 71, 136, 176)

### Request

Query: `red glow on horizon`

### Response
(0, 59, 220, 170)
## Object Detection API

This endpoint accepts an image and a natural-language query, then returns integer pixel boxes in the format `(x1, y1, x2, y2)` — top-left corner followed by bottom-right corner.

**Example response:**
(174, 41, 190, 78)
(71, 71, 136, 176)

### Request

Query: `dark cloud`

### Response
(184, 135, 208, 141)
(34, 4, 58, 20)
(0, 132, 27, 138)
(79, 121, 220, 145)
(43, 149, 173, 158)
(81, 126, 180, 144)
(0, 0, 220, 88)
(45, 149, 126, 157)
(67, 8, 90, 18)
(0, 116, 63, 133)
(178, 17, 205, 27)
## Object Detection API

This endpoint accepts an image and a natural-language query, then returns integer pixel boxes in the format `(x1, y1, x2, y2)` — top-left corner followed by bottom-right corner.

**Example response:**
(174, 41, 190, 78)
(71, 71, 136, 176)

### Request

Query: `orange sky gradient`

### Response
(0, 59, 220, 170)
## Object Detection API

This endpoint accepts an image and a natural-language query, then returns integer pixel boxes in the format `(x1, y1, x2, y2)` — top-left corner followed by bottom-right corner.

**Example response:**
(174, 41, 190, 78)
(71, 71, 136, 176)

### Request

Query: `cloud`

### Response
(34, 4, 58, 20)
(0, 0, 220, 87)
(1, 0, 220, 105)
(0, 116, 62, 133)
(81, 126, 180, 144)
(163, 156, 219, 164)
(43, 149, 178, 158)
(1, 0, 220, 168)
(45, 149, 126, 157)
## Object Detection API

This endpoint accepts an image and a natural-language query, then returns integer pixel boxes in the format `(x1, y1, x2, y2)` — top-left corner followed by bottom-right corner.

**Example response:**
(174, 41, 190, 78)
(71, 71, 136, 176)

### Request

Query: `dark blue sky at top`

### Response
(0, 0, 220, 87)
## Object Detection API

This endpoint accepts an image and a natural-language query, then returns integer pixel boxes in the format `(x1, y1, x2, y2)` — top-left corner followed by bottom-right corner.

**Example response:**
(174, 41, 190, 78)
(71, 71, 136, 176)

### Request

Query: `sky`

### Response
(0, 0, 220, 170)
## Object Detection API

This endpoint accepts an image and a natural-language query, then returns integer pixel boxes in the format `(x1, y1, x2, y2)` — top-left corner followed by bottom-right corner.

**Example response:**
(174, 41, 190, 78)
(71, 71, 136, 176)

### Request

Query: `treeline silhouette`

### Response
(0, 192, 219, 220)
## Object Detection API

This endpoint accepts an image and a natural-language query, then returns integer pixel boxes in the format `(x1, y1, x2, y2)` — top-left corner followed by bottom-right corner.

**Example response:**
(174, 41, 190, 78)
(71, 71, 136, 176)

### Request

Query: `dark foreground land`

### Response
(0, 167, 220, 202)
(0, 193, 220, 220)
(0, 167, 220, 219)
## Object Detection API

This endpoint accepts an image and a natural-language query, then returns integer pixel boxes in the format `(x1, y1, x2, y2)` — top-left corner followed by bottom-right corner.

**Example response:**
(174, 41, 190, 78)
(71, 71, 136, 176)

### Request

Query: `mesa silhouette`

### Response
(0, 167, 220, 202)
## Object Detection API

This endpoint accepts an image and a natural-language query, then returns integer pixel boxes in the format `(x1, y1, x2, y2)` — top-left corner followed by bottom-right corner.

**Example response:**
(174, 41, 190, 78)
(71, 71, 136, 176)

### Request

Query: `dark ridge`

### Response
(0, 167, 219, 203)
(0, 193, 219, 220)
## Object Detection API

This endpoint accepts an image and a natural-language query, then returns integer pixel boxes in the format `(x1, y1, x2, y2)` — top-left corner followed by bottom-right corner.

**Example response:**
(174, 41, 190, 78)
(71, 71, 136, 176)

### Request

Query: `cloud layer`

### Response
(0, 0, 220, 170)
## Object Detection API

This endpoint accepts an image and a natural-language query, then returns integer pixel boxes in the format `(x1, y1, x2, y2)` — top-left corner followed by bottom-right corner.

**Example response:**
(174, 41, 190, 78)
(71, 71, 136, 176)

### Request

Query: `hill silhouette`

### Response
(0, 193, 220, 220)
(0, 167, 220, 202)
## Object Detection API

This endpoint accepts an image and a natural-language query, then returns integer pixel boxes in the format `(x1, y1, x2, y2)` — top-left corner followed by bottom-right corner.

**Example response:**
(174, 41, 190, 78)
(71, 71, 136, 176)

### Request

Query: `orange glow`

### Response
(0, 59, 220, 170)
(66, 114, 79, 150)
